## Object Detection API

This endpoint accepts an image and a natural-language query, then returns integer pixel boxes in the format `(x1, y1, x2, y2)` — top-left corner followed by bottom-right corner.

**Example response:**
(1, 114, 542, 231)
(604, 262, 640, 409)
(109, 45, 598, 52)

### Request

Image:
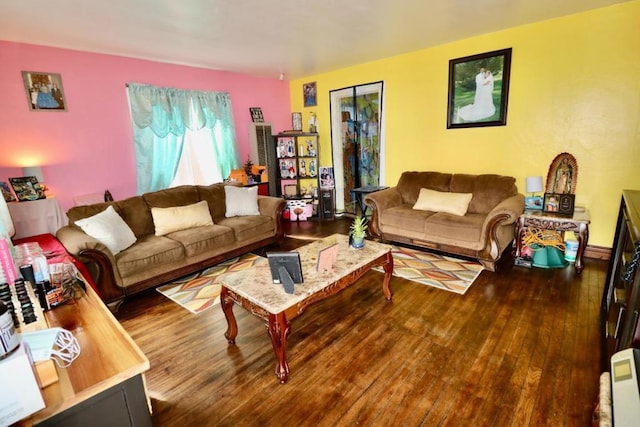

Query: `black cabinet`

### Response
(601, 190, 640, 370)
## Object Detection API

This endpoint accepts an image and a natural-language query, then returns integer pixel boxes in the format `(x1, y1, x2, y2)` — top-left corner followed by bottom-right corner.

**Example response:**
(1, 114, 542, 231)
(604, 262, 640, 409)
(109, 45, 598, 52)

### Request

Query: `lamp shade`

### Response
(23, 166, 44, 183)
(525, 176, 544, 193)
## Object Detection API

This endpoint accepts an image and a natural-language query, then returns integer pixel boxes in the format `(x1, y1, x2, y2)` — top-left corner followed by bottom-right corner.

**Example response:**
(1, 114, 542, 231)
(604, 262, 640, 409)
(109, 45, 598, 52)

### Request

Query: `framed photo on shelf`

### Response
(447, 48, 512, 129)
(9, 177, 46, 201)
(543, 193, 575, 216)
(22, 71, 67, 111)
(292, 112, 302, 131)
(0, 182, 16, 202)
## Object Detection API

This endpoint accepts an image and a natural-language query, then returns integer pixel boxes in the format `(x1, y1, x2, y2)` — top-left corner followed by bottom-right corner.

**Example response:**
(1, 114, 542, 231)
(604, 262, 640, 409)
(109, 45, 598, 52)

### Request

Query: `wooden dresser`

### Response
(601, 190, 640, 370)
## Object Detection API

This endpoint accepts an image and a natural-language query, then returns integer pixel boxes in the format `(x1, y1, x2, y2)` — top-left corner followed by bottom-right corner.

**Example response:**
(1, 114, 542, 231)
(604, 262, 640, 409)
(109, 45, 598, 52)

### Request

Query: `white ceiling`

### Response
(0, 0, 630, 80)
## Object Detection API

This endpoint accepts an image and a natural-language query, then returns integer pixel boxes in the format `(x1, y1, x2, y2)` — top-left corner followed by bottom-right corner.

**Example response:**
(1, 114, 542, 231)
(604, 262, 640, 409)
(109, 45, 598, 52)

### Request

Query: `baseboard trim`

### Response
(585, 245, 611, 261)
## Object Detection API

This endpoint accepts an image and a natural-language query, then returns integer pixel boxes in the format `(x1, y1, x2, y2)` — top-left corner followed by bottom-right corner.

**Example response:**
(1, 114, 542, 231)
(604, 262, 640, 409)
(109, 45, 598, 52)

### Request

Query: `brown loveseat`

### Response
(56, 183, 285, 309)
(364, 171, 524, 271)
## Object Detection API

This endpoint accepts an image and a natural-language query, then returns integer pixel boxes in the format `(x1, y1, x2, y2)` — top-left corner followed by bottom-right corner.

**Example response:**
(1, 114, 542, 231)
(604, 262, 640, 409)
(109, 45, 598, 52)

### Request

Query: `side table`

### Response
(514, 209, 590, 273)
(8, 196, 68, 239)
(350, 185, 388, 217)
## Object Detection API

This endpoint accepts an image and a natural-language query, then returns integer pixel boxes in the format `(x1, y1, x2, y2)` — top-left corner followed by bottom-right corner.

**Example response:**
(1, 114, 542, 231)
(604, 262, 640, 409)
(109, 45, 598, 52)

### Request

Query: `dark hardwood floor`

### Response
(115, 217, 606, 426)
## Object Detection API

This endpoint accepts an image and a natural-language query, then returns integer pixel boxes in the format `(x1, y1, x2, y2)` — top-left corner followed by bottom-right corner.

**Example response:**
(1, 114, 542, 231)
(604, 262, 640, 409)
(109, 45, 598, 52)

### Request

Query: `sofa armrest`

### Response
(364, 187, 403, 237)
(483, 193, 525, 227)
(56, 225, 125, 304)
(257, 195, 286, 237)
(479, 193, 525, 260)
(364, 187, 403, 212)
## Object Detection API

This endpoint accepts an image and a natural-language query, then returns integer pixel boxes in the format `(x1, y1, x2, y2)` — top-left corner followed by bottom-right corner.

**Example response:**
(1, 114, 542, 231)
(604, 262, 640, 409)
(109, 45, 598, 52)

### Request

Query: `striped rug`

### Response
(375, 245, 484, 294)
(156, 253, 266, 314)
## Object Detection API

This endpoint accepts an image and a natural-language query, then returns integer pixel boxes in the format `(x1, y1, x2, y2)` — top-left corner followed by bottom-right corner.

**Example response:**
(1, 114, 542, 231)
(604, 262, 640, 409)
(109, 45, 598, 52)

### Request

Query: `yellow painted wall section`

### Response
(290, 1, 640, 248)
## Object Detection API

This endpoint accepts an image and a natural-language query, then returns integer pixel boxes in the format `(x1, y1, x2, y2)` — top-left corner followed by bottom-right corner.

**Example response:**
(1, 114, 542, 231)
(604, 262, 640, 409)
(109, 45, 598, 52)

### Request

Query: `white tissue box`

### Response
(0, 343, 45, 426)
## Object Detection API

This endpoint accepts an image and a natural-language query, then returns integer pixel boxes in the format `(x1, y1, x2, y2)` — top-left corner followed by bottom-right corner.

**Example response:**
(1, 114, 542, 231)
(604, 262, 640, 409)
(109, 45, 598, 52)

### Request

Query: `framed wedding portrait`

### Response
(22, 71, 67, 112)
(447, 48, 512, 129)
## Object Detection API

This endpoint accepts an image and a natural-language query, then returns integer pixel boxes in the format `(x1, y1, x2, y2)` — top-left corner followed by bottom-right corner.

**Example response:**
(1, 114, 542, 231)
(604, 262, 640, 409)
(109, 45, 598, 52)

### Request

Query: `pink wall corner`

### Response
(0, 41, 291, 212)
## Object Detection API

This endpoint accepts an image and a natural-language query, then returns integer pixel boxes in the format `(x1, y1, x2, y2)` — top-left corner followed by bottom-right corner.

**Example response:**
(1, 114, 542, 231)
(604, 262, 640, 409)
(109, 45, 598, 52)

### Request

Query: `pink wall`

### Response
(0, 41, 291, 211)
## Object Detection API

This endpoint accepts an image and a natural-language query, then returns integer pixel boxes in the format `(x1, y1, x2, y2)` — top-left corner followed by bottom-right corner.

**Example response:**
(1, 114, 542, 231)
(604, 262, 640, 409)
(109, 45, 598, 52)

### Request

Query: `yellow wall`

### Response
(290, 1, 640, 247)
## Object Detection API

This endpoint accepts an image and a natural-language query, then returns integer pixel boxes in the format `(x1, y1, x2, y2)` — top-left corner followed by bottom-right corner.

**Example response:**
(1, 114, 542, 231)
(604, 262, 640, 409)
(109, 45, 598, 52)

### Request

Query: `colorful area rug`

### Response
(158, 245, 483, 313)
(375, 246, 483, 295)
(156, 254, 266, 314)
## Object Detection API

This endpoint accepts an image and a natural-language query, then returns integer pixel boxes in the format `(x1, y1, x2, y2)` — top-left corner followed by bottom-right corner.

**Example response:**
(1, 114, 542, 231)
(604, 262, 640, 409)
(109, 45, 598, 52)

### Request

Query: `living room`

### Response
(0, 2, 638, 251)
(0, 1, 638, 425)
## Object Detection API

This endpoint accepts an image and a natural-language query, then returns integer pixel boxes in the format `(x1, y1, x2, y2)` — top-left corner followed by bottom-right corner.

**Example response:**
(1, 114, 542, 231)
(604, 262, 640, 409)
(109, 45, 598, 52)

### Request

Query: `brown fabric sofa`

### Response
(56, 183, 285, 309)
(364, 171, 524, 271)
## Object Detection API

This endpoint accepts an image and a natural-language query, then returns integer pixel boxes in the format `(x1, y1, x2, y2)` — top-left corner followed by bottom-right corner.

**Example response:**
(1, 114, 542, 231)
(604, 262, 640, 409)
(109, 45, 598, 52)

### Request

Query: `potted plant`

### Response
(349, 216, 368, 249)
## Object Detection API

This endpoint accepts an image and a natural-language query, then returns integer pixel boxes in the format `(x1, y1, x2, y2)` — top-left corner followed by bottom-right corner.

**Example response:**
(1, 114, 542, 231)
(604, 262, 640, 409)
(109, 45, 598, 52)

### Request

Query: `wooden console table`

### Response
(14, 235, 151, 426)
(514, 209, 590, 273)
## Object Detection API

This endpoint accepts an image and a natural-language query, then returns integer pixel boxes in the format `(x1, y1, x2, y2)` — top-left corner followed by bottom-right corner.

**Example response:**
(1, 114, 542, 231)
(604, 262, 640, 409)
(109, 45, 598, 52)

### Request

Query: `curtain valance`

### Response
(127, 83, 232, 137)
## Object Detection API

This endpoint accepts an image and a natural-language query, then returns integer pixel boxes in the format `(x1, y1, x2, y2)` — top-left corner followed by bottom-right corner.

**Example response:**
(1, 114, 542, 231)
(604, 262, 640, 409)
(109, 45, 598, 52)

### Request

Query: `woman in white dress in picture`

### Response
(458, 69, 496, 122)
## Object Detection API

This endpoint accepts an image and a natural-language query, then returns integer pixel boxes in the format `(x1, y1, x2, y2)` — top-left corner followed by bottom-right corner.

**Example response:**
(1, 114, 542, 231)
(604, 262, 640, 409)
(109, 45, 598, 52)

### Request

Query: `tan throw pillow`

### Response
(151, 200, 214, 236)
(75, 205, 137, 255)
(412, 188, 473, 216)
(224, 185, 260, 217)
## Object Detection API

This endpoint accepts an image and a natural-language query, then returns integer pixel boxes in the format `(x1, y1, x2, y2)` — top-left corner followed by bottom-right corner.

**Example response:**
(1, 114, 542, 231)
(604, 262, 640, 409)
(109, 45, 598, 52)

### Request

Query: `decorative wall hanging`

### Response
(249, 107, 264, 122)
(22, 71, 67, 111)
(447, 48, 512, 128)
(303, 82, 317, 107)
(545, 152, 578, 195)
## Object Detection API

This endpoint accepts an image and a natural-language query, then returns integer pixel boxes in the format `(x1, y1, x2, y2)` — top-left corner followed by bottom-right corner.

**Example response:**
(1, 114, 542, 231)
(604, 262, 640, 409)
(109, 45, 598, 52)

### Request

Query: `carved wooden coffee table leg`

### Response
(267, 312, 291, 383)
(382, 251, 394, 301)
(220, 287, 238, 344)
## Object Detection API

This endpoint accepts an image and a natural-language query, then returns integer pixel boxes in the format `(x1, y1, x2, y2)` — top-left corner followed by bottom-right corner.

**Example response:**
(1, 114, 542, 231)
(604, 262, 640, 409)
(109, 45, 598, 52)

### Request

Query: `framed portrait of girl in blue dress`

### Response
(22, 71, 67, 112)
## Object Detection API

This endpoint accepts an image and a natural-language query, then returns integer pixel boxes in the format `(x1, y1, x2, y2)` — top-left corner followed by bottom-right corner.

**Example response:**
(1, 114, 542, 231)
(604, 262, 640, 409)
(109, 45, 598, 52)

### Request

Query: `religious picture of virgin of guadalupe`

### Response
(22, 71, 67, 111)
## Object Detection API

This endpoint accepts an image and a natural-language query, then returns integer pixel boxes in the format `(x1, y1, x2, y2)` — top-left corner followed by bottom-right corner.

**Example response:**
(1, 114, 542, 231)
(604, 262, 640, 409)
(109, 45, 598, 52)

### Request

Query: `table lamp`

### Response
(525, 176, 544, 210)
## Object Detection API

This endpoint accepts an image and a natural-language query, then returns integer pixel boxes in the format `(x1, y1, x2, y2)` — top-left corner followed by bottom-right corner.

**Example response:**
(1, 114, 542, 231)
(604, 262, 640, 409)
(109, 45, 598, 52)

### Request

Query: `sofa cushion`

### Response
(379, 204, 435, 233)
(423, 212, 485, 247)
(143, 185, 201, 209)
(74, 205, 137, 255)
(151, 201, 214, 236)
(217, 215, 273, 242)
(197, 183, 228, 221)
(396, 172, 452, 205)
(114, 196, 155, 237)
(413, 188, 472, 216)
(165, 224, 235, 257)
(450, 174, 517, 215)
(116, 235, 185, 279)
(224, 186, 260, 217)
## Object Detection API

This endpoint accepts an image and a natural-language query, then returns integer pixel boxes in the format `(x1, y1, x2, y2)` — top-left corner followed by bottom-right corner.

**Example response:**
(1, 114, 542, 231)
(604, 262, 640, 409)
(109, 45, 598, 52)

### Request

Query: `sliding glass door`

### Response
(329, 81, 385, 214)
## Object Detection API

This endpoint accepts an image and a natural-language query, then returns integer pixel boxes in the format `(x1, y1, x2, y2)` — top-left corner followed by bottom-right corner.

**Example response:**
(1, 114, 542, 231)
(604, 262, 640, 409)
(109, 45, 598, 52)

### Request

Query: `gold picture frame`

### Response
(22, 71, 67, 111)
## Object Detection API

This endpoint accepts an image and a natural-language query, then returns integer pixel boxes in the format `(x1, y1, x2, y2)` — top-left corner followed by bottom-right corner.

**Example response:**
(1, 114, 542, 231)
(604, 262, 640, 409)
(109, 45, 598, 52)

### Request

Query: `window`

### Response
(127, 83, 240, 194)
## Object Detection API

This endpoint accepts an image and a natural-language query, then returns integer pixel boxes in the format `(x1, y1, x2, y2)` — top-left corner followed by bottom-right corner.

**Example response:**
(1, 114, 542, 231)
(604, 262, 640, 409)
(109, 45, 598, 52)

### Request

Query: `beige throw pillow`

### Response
(224, 185, 260, 217)
(412, 188, 473, 216)
(152, 200, 214, 236)
(75, 205, 137, 255)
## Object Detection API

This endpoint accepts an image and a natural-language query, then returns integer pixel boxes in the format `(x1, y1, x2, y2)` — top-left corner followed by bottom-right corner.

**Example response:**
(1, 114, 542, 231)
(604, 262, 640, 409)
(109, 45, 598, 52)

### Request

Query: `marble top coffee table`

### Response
(219, 233, 393, 383)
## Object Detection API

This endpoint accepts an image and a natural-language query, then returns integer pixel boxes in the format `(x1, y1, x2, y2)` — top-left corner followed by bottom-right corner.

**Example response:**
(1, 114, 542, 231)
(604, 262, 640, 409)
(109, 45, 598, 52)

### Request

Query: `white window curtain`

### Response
(127, 83, 240, 194)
